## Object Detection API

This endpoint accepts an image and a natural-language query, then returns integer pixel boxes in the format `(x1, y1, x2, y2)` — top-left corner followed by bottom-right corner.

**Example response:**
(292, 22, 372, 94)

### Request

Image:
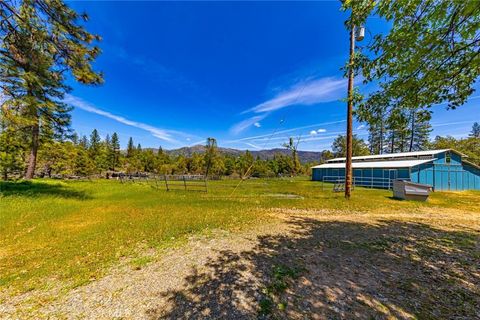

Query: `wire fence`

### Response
(163, 175, 208, 192)
(321, 175, 407, 191)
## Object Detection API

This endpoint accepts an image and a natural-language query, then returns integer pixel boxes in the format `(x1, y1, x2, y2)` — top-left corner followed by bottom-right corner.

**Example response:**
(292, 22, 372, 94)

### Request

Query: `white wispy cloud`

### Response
(226, 120, 345, 143)
(301, 134, 349, 143)
(254, 122, 261, 128)
(230, 76, 346, 135)
(244, 142, 262, 150)
(250, 130, 345, 143)
(245, 77, 346, 114)
(310, 130, 317, 135)
(431, 120, 475, 127)
(230, 115, 267, 135)
(65, 94, 181, 144)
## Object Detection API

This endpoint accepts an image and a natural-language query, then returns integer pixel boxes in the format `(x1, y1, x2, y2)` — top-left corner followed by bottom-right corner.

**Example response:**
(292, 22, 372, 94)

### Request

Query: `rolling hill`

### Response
(149, 145, 326, 164)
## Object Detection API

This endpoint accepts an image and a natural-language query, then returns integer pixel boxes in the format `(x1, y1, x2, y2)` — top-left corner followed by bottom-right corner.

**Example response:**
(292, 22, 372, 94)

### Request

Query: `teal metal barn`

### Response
(311, 149, 480, 191)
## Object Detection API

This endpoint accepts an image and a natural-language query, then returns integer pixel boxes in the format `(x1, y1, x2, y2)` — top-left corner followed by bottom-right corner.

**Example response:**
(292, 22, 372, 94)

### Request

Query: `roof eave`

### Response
(325, 149, 467, 163)
(462, 159, 480, 170)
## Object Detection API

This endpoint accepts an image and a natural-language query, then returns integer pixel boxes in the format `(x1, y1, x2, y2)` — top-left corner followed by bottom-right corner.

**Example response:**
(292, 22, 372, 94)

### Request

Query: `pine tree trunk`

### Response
(379, 123, 384, 154)
(409, 111, 415, 152)
(25, 119, 39, 180)
(390, 131, 395, 153)
(112, 153, 117, 172)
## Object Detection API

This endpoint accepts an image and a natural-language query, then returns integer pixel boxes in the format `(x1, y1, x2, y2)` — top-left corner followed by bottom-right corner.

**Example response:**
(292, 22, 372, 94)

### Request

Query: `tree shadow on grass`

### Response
(147, 217, 480, 319)
(0, 181, 91, 200)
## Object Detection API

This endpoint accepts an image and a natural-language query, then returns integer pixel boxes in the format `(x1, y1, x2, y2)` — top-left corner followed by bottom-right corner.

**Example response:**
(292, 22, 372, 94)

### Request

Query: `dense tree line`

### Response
(355, 103, 432, 154)
(331, 134, 370, 157)
(0, 129, 315, 180)
(2, 124, 479, 180)
(428, 123, 480, 166)
(328, 122, 480, 167)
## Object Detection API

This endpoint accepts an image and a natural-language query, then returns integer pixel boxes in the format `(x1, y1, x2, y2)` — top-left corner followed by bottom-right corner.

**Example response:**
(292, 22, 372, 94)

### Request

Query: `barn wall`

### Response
(312, 166, 413, 189)
(407, 160, 480, 191)
(311, 151, 480, 191)
(461, 163, 480, 190)
(434, 151, 462, 165)
(312, 168, 322, 181)
(416, 160, 480, 191)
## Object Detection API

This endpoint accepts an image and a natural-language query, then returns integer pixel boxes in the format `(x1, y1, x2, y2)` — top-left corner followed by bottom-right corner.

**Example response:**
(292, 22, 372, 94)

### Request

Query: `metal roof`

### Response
(327, 149, 451, 163)
(312, 159, 434, 169)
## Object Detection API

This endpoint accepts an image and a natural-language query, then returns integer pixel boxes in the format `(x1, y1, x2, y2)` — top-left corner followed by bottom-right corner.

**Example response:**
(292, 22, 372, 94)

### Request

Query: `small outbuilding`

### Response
(311, 149, 480, 191)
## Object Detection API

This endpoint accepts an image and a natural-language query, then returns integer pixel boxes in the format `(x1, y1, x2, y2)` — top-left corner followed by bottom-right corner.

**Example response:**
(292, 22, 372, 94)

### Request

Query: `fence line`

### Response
(321, 176, 405, 191)
(163, 175, 208, 192)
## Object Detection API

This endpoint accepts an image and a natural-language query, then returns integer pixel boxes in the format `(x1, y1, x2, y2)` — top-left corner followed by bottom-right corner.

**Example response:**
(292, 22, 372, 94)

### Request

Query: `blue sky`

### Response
(66, 2, 479, 151)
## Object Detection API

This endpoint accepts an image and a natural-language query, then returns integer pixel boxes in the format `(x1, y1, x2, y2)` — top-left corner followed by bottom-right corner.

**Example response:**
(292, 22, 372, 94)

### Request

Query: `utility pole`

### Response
(341, 0, 369, 199)
(345, 25, 355, 199)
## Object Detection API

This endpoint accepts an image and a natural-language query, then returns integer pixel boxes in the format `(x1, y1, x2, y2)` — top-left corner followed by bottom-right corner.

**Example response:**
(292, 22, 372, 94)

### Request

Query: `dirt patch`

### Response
(0, 222, 293, 319)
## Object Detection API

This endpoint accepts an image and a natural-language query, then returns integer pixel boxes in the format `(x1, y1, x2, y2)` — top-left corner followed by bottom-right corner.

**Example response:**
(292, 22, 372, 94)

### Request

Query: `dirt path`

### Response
(2, 209, 480, 319)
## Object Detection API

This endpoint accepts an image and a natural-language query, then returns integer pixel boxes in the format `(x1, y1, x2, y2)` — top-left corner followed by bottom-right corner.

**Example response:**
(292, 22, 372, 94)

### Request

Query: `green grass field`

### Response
(1, 178, 479, 297)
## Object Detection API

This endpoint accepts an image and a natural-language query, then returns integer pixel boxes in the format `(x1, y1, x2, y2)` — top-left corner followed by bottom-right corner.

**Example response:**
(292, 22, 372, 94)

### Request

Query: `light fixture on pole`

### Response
(355, 25, 365, 41)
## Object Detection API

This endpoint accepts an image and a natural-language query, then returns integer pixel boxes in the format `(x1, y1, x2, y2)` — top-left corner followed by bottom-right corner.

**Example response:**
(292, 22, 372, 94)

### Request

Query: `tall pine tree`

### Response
(126, 137, 135, 158)
(407, 108, 432, 151)
(386, 108, 410, 153)
(89, 129, 101, 160)
(0, 0, 102, 179)
(470, 122, 480, 138)
(110, 132, 120, 171)
(355, 95, 388, 154)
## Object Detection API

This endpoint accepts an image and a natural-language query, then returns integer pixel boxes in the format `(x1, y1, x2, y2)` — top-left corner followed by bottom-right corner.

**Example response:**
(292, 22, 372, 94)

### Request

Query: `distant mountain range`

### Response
(149, 145, 326, 164)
